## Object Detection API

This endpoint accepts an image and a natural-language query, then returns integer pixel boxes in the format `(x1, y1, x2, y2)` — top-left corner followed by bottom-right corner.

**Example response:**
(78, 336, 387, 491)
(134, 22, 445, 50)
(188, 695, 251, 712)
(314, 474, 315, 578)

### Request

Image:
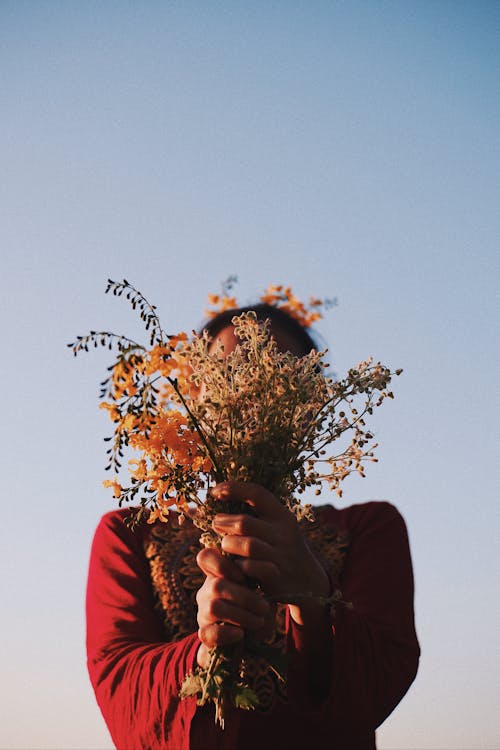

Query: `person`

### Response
(86, 304, 420, 750)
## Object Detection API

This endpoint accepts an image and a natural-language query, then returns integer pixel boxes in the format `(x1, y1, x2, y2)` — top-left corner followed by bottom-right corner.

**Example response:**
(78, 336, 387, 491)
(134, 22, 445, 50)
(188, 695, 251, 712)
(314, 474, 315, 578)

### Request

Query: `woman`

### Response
(86, 304, 419, 749)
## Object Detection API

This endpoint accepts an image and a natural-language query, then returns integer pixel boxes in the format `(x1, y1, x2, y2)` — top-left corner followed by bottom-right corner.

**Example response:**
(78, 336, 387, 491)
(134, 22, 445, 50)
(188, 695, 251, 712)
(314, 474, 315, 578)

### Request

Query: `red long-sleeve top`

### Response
(86, 501, 419, 749)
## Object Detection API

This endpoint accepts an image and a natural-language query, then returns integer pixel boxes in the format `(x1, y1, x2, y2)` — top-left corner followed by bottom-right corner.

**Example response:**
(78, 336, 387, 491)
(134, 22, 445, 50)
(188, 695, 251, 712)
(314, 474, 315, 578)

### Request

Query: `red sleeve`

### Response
(286, 502, 420, 737)
(86, 510, 200, 750)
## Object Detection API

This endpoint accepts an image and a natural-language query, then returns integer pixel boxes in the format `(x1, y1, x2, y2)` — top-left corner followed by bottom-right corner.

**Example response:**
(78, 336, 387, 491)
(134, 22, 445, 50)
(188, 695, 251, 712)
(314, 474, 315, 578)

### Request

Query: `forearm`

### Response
(89, 634, 200, 750)
(86, 511, 201, 749)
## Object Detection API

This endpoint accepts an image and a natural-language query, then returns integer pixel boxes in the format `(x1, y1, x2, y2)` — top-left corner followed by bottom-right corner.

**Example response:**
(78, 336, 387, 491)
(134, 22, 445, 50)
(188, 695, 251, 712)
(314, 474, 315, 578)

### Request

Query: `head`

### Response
(202, 303, 318, 357)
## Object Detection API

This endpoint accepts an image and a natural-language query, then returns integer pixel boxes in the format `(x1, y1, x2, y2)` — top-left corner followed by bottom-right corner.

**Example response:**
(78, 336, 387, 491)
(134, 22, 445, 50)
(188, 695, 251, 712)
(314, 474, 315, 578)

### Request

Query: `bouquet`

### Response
(69, 278, 401, 727)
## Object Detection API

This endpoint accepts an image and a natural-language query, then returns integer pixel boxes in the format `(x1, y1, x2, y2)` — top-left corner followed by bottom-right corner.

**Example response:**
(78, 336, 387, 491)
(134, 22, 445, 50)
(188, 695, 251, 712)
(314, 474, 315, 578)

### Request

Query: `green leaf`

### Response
(179, 673, 202, 699)
(234, 686, 259, 710)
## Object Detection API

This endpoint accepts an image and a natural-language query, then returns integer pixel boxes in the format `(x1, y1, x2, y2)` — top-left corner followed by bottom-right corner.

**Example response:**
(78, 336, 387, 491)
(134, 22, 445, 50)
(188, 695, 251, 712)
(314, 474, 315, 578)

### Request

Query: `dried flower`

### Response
(68, 278, 402, 727)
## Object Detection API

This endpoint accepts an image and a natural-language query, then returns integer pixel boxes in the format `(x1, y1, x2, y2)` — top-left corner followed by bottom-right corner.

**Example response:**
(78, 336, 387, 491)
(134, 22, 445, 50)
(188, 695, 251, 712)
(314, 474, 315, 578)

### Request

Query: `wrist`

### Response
(288, 597, 329, 627)
(288, 558, 331, 627)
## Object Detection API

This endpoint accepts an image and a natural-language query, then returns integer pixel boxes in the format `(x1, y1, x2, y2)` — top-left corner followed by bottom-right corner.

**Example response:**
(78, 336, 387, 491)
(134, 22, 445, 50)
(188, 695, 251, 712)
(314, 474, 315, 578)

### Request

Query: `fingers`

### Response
(197, 626, 243, 668)
(198, 623, 243, 650)
(220, 533, 275, 561)
(199, 535, 281, 595)
(197, 597, 277, 670)
(211, 481, 288, 521)
(196, 547, 246, 584)
(196, 576, 267, 657)
(196, 482, 288, 669)
(213, 511, 276, 545)
(197, 575, 270, 628)
(199, 591, 268, 631)
(233, 558, 281, 593)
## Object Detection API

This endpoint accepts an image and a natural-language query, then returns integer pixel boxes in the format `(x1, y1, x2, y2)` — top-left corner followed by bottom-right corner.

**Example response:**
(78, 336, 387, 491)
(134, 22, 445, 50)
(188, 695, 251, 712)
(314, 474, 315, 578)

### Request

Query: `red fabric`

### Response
(86, 501, 419, 749)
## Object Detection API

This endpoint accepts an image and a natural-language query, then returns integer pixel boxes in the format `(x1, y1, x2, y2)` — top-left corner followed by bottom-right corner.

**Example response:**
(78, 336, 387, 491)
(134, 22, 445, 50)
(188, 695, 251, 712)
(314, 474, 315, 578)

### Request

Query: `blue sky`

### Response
(1, 2, 499, 748)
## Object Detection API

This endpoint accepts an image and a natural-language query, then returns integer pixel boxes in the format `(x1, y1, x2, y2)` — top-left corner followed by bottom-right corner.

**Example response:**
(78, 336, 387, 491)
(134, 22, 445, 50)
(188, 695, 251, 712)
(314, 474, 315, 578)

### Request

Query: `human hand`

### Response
(210, 481, 330, 627)
(195, 544, 274, 668)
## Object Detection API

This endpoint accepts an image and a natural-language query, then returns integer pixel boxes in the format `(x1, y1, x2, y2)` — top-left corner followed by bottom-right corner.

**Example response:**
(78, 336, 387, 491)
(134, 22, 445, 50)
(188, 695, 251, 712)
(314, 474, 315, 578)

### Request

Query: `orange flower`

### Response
(168, 332, 188, 348)
(145, 345, 178, 377)
(128, 458, 147, 482)
(127, 409, 200, 468)
(205, 294, 238, 319)
(259, 284, 325, 328)
(103, 478, 123, 498)
(204, 281, 327, 329)
(147, 496, 174, 524)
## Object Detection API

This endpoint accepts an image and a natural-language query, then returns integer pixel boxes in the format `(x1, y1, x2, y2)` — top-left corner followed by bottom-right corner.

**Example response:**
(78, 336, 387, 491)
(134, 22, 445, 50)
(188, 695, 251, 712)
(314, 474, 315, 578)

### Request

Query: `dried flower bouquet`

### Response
(69, 279, 401, 727)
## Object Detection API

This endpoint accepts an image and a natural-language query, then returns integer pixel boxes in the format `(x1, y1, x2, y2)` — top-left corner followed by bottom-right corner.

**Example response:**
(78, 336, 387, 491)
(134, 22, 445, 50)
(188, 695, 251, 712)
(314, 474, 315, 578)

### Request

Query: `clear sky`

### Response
(1, 2, 499, 748)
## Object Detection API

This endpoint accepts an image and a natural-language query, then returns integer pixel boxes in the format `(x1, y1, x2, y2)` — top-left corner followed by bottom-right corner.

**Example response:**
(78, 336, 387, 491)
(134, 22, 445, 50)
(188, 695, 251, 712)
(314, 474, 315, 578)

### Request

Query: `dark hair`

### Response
(201, 303, 318, 356)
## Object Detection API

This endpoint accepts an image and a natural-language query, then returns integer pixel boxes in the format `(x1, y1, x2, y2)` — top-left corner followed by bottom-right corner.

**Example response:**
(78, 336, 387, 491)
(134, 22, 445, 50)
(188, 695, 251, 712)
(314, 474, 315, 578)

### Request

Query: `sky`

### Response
(1, 1, 499, 748)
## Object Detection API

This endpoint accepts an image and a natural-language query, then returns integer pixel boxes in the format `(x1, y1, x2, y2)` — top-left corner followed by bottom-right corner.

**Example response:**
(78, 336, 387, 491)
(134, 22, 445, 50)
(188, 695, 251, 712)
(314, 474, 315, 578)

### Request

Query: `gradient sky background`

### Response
(1, 2, 499, 748)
